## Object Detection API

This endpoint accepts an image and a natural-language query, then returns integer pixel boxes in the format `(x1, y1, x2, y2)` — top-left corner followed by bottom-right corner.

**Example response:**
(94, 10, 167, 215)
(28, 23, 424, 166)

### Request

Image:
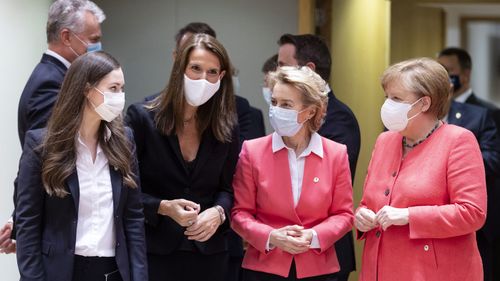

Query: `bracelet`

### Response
(214, 205, 226, 225)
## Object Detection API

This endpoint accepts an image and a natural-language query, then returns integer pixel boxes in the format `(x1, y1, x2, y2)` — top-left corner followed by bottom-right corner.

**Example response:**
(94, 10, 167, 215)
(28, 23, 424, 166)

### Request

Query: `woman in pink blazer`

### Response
(231, 66, 354, 281)
(355, 58, 487, 281)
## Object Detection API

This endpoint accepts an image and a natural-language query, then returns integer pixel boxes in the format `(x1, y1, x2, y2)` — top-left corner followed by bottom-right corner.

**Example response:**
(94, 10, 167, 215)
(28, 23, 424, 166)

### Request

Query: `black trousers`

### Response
(242, 261, 338, 281)
(72, 255, 122, 281)
(148, 251, 229, 281)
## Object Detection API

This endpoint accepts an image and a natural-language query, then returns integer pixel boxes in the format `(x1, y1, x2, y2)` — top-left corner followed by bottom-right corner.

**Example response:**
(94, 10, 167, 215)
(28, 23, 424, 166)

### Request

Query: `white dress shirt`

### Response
(454, 88, 473, 103)
(266, 132, 323, 250)
(75, 133, 116, 257)
(45, 49, 71, 69)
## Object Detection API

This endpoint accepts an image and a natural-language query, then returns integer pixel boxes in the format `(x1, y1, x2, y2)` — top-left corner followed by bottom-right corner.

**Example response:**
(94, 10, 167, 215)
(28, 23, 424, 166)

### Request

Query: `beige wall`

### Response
(0, 1, 52, 279)
(390, 0, 445, 64)
(329, 1, 391, 280)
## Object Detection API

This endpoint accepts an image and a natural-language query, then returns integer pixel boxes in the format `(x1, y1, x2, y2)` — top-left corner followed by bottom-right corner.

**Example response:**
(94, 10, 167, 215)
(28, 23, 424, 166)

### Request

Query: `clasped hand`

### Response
(354, 205, 409, 232)
(269, 225, 314, 255)
(158, 199, 222, 242)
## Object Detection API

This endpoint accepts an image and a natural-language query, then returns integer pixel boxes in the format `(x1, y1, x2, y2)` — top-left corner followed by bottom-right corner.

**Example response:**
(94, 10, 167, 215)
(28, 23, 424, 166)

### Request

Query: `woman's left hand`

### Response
(375, 206, 409, 231)
(185, 207, 221, 242)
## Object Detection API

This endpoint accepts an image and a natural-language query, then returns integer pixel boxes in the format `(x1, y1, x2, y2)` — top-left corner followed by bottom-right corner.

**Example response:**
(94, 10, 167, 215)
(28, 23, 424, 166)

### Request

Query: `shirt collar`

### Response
(272, 132, 323, 158)
(45, 49, 71, 69)
(76, 126, 112, 152)
(454, 88, 473, 103)
(325, 84, 331, 93)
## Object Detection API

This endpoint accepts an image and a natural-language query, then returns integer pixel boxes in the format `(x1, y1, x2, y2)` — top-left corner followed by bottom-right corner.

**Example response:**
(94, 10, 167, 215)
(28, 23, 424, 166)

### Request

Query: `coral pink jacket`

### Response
(358, 124, 487, 281)
(231, 134, 354, 278)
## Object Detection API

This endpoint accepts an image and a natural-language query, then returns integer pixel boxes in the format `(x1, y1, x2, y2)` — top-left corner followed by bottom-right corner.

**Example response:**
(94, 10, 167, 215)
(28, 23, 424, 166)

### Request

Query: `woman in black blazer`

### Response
(15, 51, 147, 281)
(126, 34, 239, 281)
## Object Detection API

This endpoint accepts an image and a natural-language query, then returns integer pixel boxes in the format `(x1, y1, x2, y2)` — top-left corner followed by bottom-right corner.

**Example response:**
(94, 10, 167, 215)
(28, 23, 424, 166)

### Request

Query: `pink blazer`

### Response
(358, 124, 487, 281)
(231, 134, 353, 279)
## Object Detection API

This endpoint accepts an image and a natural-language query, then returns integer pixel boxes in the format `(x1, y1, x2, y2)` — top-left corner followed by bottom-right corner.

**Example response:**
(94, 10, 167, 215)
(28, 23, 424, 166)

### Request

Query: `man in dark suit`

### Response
(277, 33, 361, 281)
(439, 47, 500, 281)
(0, 0, 105, 254)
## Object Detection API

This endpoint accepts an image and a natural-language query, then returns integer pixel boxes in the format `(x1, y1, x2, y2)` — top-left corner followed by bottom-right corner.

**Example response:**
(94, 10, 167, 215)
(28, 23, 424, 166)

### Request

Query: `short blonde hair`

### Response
(381, 58, 451, 119)
(269, 66, 328, 132)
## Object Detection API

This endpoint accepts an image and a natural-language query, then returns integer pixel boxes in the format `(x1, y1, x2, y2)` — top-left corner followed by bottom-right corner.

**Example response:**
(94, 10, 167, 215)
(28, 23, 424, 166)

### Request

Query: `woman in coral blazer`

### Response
(355, 58, 487, 281)
(231, 66, 354, 281)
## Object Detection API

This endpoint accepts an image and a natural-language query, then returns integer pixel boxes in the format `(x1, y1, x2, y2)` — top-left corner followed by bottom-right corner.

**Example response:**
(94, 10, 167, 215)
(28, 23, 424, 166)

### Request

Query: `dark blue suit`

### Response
(15, 129, 148, 281)
(459, 95, 500, 281)
(17, 54, 67, 147)
(13, 53, 68, 240)
(318, 91, 360, 279)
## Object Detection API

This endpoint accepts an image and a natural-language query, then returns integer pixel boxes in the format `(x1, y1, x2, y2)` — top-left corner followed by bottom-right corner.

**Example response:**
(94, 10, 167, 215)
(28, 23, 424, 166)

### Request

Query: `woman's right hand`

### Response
(354, 207, 378, 232)
(269, 225, 310, 254)
(158, 199, 200, 227)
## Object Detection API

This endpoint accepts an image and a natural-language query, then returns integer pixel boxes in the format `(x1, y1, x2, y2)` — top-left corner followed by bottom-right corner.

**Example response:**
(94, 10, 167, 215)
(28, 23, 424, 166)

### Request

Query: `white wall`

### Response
(94, 0, 298, 133)
(0, 0, 51, 279)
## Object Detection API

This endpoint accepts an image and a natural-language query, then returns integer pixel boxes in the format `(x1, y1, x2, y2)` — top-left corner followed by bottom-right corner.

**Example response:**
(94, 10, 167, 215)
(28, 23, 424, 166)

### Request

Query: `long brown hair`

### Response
(150, 33, 237, 143)
(42, 51, 137, 198)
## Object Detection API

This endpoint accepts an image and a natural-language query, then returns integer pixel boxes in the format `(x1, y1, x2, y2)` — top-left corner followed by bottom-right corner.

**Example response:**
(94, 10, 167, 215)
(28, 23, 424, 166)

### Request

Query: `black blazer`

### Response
(17, 54, 67, 147)
(13, 54, 68, 240)
(125, 103, 239, 255)
(248, 106, 266, 139)
(318, 90, 360, 275)
(15, 128, 148, 281)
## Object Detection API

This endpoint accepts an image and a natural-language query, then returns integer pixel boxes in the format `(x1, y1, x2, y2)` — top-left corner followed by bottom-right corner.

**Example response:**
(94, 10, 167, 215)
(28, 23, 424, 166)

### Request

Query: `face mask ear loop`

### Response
(407, 97, 424, 121)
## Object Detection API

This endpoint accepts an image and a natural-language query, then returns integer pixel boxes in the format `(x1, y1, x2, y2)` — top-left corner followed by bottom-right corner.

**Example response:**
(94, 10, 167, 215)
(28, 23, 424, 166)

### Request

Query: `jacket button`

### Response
(424, 245, 429, 251)
(116, 242, 120, 247)
(384, 189, 390, 196)
(392, 171, 397, 177)
(375, 231, 381, 238)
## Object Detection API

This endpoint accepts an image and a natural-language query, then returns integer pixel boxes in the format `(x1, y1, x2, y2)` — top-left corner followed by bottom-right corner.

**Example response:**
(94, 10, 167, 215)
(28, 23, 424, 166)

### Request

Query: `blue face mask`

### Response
(449, 75, 461, 92)
(71, 32, 102, 55)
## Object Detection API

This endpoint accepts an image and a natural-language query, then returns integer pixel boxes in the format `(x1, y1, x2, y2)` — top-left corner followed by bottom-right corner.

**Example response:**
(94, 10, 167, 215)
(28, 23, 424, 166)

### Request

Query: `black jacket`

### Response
(125, 103, 239, 255)
(15, 128, 148, 281)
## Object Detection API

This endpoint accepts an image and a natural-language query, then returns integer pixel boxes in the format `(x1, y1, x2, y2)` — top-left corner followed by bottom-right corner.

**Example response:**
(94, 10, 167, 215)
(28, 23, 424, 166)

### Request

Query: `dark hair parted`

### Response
(175, 22, 216, 50)
(278, 34, 331, 81)
(42, 51, 137, 198)
(150, 33, 237, 143)
(262, 54, 278, 73)
(438, 47, 472, 70)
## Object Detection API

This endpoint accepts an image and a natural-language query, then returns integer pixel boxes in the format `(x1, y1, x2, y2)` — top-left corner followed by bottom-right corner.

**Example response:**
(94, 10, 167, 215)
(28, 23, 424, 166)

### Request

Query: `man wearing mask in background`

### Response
(438, 47, 500, 281)
(0, 0, 105, 254)
(277, 33, 360, 281)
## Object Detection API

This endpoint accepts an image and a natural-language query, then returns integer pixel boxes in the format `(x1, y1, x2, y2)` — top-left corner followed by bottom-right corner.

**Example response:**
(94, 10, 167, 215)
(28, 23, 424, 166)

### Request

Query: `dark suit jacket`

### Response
(13, 53, 67, 240)
(461, 94, 500, 241)
(248, 106, 266, 139)
(17, 54, 67, 147)
(125, 103, 239, 255)
(318, 91, 360, 275)
(15, 128, 147, 281)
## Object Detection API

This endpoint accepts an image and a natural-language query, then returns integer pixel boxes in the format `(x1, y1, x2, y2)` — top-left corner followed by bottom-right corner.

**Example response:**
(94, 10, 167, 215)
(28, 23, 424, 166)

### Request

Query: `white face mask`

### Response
(262, 87, 272, 105)
(380, 98, 422, 131)
(269, 105, 305, 137)
(183, 74, 221, 106)
(91, 88, 125, 122)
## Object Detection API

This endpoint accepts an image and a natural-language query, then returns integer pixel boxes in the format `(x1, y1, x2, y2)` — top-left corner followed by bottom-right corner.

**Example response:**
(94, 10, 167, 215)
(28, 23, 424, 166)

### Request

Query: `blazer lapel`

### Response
(191, 130, 217, 180)
(295, 154, 322, 215)
(274, 148, 303, 223)
(109, 166, 122, 212)
(66, 171, 80, 210)
(164, 134, 189, 175)
(448, 103, 464, 126)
